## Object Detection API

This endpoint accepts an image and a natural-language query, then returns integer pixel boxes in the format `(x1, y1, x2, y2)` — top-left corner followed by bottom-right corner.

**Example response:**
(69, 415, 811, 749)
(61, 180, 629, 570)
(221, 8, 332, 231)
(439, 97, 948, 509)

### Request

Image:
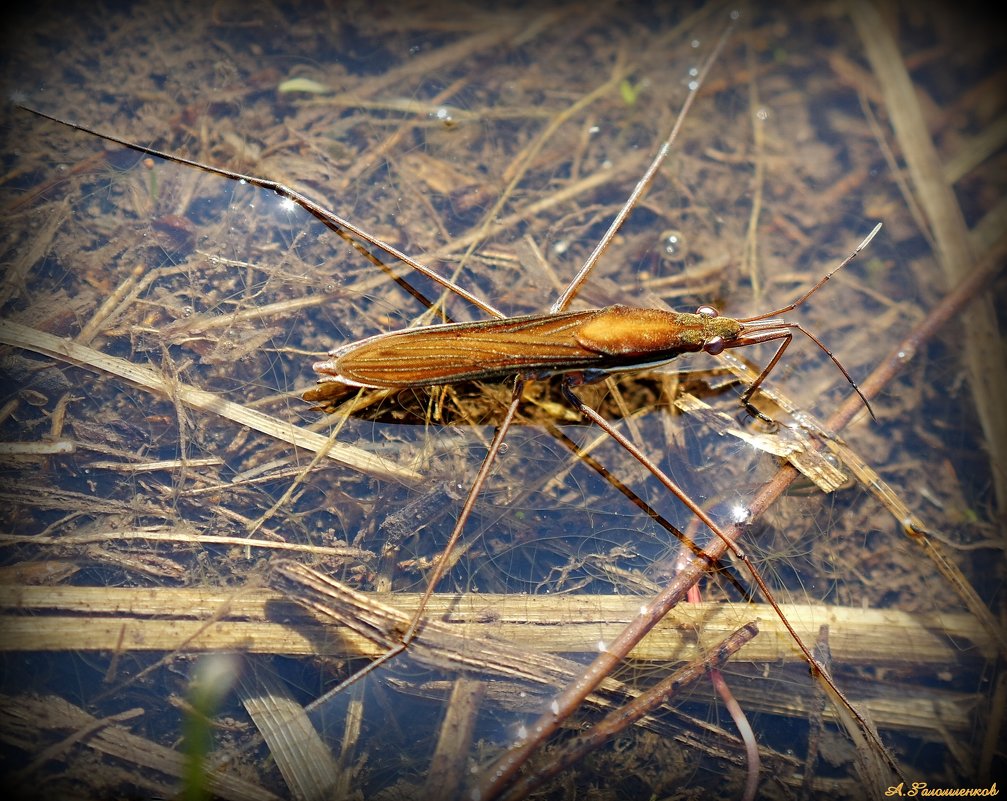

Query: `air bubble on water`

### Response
(688, 66, 699, 78)
(756, 107, 770, 121)
(663, 232, 681, 257)
(691, 38, 700, 49)
(431, 106, 455, 126)
(688, 80, 699, 92)
(660, 228, 688, 262)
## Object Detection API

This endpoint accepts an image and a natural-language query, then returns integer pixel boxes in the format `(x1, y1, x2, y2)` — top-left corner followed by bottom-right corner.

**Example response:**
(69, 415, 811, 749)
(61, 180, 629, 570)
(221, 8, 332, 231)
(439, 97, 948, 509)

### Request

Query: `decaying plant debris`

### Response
(0, 2, 1004, 799)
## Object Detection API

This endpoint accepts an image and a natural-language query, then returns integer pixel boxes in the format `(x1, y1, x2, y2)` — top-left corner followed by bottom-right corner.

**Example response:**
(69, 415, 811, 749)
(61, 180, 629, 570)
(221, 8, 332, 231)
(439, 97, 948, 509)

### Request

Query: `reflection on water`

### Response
(0, 1, 1003, 799)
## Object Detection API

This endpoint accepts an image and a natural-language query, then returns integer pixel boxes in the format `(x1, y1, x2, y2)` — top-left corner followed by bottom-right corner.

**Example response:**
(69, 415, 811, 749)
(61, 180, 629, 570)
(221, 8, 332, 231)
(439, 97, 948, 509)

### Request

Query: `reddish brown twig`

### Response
(496, 622, 759, 801)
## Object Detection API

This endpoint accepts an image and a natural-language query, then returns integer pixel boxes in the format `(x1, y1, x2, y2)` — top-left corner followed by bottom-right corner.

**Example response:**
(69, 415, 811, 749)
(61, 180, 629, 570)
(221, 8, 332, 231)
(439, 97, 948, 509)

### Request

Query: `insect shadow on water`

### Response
(16, 13, 905, 801)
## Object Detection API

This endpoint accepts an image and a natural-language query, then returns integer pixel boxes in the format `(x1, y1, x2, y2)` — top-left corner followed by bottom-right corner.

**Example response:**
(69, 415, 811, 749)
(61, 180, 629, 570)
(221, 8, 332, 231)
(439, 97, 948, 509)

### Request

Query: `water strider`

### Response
(17, 13, 901, 799)
(314, 230, 879, 415)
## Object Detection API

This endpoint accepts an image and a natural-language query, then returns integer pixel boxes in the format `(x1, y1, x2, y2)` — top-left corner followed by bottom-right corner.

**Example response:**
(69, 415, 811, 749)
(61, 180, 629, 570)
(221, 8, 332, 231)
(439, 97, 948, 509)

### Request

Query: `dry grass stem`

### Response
(0, 319, 417, 482)
(851, 0, 1007, 510)
(1, 583, 991, 667)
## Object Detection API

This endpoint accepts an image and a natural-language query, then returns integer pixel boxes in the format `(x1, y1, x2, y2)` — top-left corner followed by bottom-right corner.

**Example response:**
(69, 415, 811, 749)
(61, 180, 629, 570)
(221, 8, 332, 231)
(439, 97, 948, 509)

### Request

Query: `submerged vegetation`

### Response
(0, 2, 1004, 799)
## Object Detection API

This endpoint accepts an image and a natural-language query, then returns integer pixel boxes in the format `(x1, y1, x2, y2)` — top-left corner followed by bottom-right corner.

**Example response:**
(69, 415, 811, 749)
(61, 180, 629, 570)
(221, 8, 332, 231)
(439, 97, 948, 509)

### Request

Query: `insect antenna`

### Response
(734, 223, 883, 420)
(737, 222, 882, 324)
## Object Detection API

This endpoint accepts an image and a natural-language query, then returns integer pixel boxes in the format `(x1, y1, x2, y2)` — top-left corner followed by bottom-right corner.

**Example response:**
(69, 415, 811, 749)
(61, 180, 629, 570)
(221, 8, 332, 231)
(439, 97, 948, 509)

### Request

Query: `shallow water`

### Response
(1, 2, 1003, 799)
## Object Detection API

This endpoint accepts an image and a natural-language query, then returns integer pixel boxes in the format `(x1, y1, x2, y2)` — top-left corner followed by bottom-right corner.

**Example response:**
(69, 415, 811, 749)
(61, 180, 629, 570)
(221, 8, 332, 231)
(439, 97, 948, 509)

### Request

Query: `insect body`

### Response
(314, 238, 879, 419)
(315, 304, 742, 388)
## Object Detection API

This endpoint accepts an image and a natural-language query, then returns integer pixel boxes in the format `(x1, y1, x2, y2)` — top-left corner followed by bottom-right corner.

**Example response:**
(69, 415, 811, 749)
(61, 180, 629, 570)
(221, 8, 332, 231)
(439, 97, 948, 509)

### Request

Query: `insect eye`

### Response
(704, 336, 726, 355)
(696, 305, 718, 318)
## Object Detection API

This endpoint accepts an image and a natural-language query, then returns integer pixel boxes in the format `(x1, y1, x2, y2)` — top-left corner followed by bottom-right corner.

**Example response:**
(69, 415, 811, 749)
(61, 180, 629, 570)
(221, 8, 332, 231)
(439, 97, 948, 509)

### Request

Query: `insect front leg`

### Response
(739, 331, 793, 423)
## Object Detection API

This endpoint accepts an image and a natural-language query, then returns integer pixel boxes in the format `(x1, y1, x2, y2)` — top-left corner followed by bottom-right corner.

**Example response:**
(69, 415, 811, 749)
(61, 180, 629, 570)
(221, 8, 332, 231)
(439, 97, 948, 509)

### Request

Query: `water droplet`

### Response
(549, 699, 560, 715)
